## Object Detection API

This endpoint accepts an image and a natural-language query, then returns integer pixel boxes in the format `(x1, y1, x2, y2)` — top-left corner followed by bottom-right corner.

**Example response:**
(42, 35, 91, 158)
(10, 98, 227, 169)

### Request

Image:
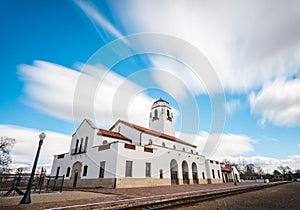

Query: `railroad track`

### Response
(48, 182, 289, 210)
(116, 182, 289, 210)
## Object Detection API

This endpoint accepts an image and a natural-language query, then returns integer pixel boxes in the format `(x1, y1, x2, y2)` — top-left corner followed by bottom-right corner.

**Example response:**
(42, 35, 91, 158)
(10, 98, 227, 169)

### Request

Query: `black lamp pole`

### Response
(20, 132, 46, 204)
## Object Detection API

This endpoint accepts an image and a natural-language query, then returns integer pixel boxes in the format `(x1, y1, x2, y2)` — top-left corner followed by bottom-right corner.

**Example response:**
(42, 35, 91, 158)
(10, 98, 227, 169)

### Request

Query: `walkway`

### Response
(0, 182, 288, 209)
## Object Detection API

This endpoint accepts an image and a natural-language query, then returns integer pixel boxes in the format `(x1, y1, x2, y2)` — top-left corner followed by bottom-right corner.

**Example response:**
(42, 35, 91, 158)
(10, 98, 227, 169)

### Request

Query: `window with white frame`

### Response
(66, 167, 70, 177)
(125, 160, 133, 177)
(145, 162, 151, 177)
(99, 161, 105, 178)
(83, 165, 88, 176)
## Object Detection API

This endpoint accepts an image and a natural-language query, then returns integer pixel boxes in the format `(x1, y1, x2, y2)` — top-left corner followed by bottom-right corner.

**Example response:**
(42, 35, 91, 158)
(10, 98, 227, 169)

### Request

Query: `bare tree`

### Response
(277, 165, 291, 180)
(255, 166, 264, 178)
(0, 136, 16, 173)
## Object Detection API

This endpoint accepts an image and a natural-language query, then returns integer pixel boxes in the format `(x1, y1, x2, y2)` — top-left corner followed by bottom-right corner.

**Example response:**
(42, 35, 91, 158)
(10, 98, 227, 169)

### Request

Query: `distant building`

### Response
(51, 98, 224, 188)
(221, 163, 240, 183)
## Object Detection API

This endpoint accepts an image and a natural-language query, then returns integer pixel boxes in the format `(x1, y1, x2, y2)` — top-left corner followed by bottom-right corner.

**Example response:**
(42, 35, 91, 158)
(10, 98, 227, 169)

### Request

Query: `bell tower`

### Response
(149, 98, 175, 136)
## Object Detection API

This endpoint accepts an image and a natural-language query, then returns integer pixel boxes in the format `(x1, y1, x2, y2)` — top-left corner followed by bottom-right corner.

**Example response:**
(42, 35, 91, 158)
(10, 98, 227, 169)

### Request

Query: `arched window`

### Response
(83, 165, 88, 176)
(182, 148, 185, 152)
(173, 145, 176, 150)
(103, 140, 108, 145)
(191, 149, 193, 154)
(148, 139, 153, 145)
(167, 109, 170, 117)
(80, 138, 84, 153)
(162, 142, 166, 147)
(84, 136, 88, 152)
(75, 139, 79, 153)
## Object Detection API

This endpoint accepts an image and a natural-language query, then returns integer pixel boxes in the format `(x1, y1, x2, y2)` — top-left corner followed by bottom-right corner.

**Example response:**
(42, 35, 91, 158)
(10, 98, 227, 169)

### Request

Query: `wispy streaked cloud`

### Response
(249, 78, 300, 127)
(108, 0, 300, 94)
(18, 60, 154, 128)
(226, 99, 241, 115)
(0, 124, 70, 172)
(177, 131, 256, 160)
(74, 0, 129, 44)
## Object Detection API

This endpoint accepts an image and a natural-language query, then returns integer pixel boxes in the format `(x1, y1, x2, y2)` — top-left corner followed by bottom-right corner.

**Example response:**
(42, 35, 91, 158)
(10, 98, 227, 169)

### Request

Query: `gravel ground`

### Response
(175, 182, 300, 210)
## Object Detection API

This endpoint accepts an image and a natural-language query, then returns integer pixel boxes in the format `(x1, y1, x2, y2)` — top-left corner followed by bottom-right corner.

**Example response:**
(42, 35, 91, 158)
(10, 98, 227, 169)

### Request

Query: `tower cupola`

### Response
(149, 98, 175, 136)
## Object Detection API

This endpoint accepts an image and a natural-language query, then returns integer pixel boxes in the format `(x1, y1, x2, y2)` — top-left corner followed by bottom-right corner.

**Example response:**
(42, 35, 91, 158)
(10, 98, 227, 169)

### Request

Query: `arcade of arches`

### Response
(170, 159, 199, 185)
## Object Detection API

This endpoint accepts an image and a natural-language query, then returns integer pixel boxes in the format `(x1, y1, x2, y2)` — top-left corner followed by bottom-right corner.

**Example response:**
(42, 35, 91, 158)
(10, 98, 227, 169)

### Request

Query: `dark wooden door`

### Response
(183, 172, 189, 184)
(73, 172, 78, 187)
(171, 171, 179, 185)
(193, 172, 199, 184)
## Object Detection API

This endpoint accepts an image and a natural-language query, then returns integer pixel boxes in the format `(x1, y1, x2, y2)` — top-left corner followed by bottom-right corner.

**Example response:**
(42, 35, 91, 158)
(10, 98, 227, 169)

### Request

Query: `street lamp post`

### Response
(20, 132, 46, 204)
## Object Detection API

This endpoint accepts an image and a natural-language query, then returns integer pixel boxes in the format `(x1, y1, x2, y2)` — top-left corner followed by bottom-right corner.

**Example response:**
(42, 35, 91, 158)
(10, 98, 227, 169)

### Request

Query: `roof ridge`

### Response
(114, 120, 196, 148)
(97, 128, 131, 142)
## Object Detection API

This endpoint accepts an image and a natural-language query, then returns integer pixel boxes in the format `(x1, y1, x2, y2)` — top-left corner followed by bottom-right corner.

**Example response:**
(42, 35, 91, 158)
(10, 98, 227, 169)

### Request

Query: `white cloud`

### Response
(18, 60, 154, 128)
(249, 78, 300, 127)
(0, 124, 69, 172)
(177, 131, 256, 160)
(230, 155, 300, 173)
(74, 0, 129, 45)
(150, 56, 207, 98)
(107, 0, 300, 95)
(226, 99, 241, 115)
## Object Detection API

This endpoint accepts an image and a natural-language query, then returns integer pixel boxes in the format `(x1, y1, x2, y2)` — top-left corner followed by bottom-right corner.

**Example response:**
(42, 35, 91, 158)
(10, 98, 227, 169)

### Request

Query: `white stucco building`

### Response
(51, 98, 227, 188)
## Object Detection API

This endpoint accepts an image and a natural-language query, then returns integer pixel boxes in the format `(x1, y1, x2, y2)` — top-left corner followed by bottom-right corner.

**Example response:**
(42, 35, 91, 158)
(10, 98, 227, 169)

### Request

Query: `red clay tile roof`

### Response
(97, 129, 131, 142)
(153, 97, 169, 104)
(221, 165, 233, 172)
(110, 120, 196, 148)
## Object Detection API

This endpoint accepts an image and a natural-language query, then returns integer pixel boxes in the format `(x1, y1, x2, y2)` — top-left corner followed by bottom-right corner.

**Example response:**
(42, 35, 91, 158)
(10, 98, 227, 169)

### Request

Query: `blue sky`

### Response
(1, 0, 300, 172)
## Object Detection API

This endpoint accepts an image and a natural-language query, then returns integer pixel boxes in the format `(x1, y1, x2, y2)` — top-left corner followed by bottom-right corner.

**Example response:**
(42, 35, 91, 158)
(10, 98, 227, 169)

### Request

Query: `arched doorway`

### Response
(192, 162, 199, 184)
(182, 161, 189, 184)
(170, 159, 179, 185)
(71, 161, 82, 187)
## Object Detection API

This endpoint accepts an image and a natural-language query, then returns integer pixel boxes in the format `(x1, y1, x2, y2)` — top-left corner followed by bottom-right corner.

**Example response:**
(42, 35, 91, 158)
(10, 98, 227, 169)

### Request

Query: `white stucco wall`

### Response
(205, 159, 222, 179)
(51, 119, 223, 188)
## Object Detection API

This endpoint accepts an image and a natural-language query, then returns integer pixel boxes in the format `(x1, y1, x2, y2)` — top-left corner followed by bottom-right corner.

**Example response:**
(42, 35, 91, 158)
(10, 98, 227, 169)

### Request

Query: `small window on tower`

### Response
(167, 109, 170, 117)
(154, 109, 158, 118)
(148, 139, 152, 145)
(173, 145, 176, 150)
(162, 142, 165, 147)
